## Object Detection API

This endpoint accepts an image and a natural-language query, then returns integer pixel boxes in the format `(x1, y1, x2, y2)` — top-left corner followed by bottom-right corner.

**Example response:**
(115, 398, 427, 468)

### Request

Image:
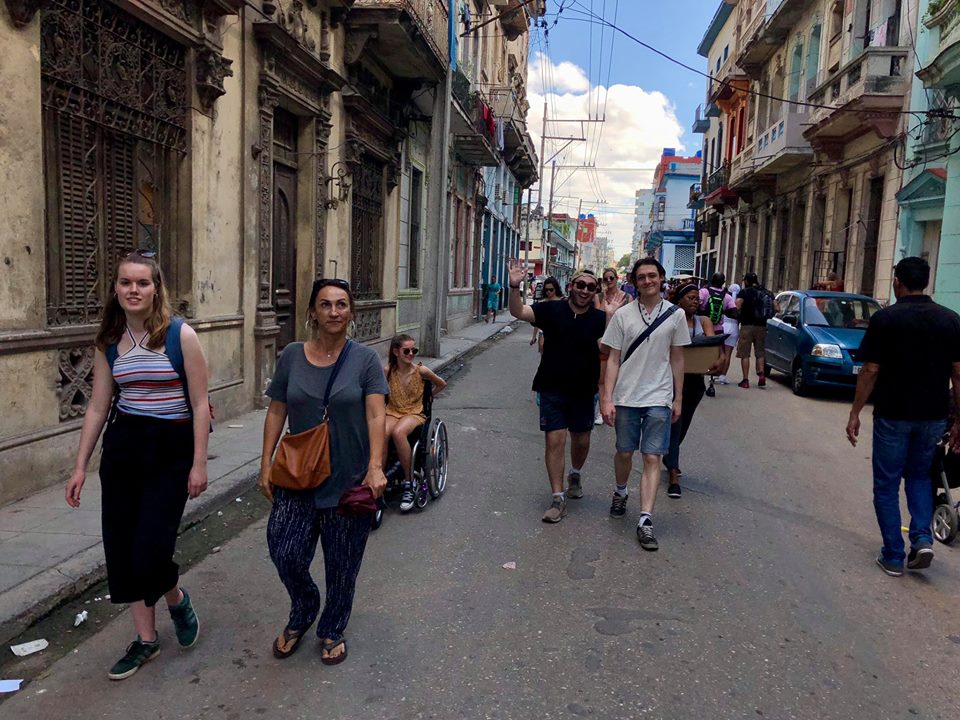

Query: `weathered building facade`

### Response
(694, 0, 921, 301)
(0, 0, 542, 504)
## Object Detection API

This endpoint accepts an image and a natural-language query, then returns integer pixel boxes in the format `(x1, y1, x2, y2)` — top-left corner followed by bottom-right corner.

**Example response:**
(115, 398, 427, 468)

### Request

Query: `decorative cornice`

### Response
(3, 0, 43, 28)
(196, 47, 234, 109)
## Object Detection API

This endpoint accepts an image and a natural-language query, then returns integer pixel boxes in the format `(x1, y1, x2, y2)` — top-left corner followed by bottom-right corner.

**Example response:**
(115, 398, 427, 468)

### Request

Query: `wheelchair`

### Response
(372, 379, 449, 530)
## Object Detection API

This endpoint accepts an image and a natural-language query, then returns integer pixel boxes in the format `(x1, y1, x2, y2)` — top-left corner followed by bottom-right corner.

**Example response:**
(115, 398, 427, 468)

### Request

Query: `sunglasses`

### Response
(124, 249, 157, 259)
(603, 275, 616, 282)
(316, 278, 350, 291)
(401, 347, 419, 356)
(573, 281, 598, 292)
(544, 287, 557, 294)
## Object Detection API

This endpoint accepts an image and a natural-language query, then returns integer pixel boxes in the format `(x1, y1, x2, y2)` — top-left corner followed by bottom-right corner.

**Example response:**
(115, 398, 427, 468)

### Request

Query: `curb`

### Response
(0, 321, 518, 646)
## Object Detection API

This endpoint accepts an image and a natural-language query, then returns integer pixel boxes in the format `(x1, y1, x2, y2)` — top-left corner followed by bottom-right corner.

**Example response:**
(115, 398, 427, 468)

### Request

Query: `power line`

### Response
(564, 1, 959, 120)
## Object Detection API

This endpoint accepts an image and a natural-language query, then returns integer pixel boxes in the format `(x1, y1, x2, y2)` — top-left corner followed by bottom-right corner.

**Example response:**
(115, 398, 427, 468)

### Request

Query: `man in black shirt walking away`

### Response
(735, 272, 776, 389)
(847, 257, 960, 577)
(509, 263, 607, 523)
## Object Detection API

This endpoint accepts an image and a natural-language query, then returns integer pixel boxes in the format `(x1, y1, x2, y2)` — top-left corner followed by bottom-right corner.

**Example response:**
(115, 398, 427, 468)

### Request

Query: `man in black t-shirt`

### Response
(509, 262, 607, 523)
(847, 257, 960, 577)
(735, 272, 771, 388)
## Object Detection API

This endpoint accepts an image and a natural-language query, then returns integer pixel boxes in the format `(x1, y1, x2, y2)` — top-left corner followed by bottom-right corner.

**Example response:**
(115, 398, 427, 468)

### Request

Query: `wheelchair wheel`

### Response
(933, 503, 958, 544)
(371, 508, 384, 531)
(415, 484, 429, 509)
(428, 419, 449, 499)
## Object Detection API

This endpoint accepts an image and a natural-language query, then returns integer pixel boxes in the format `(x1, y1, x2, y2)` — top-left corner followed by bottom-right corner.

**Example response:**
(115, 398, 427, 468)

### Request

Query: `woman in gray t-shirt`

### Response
(259, 279, 388, 665)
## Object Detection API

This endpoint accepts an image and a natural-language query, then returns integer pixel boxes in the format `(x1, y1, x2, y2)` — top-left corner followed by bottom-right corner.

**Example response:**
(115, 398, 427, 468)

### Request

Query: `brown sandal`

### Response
(320, 638, 347, 666)
(272, 627, 306, 659)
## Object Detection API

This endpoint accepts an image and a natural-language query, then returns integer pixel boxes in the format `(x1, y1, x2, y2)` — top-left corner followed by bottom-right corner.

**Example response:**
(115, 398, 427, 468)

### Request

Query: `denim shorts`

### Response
(539, 391, 595, 433)
(614, 405, 671, 455)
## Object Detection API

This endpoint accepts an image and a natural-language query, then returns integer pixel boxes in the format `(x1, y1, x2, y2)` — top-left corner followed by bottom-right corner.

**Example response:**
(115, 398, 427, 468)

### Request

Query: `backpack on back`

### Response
(705, 288, 727, 326)
(754, 287, 776, 321)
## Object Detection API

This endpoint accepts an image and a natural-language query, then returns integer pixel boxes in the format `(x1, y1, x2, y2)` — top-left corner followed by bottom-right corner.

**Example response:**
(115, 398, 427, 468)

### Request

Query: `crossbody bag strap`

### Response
(321, 340, 353, 420)
(621, 304, 680, 365)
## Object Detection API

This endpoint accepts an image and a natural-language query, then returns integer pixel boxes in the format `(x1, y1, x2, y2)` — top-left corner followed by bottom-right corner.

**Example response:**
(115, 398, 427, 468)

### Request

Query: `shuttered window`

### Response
(41, 0, 188, 326)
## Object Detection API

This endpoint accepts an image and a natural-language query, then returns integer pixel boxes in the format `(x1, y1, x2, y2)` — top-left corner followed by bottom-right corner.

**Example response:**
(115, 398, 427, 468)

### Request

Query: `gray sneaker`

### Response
(566, 472, 583, 499)
(637, 521, 659, 551)
(542, 498, 567, 523)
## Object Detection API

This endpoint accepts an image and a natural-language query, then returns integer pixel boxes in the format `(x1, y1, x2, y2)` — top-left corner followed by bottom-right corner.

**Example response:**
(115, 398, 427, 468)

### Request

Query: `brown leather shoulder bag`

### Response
(270, 341, 352, 491)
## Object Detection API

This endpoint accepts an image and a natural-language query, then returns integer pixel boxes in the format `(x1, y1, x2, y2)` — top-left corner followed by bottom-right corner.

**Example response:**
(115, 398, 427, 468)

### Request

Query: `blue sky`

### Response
(523, 1, 719, 251)
(542, 0, 717, 154)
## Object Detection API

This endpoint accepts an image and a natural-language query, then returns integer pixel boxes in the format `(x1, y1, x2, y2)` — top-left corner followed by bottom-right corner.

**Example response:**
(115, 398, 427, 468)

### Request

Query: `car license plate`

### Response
(853, 364, 862, 375)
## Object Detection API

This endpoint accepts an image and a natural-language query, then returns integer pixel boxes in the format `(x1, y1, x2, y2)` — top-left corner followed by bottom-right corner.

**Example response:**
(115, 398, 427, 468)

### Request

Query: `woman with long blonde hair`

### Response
(66, 250, 210, 680)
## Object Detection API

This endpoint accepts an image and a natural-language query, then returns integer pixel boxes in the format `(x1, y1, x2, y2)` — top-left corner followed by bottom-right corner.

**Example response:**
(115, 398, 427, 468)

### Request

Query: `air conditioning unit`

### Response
(494, 183, 502, 201)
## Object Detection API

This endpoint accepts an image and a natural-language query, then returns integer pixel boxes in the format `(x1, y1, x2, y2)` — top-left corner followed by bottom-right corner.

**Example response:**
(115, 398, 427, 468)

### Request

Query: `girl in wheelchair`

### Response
(383, 334, 446, 512)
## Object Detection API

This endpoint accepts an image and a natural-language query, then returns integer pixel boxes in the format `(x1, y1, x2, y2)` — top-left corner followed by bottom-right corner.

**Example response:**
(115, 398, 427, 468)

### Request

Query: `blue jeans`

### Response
(872, 417, 947, 565)
(614, 405, 671, 455)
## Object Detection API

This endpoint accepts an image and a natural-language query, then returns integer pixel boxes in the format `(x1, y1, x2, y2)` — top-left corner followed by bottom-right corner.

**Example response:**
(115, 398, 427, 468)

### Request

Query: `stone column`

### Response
(254, 83, 280, 405)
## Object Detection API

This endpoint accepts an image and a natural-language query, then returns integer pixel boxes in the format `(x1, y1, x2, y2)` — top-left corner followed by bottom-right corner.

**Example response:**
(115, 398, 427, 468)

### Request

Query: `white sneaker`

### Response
(594, 411, 603, 425)
(399, 483, 415, 512)
(717, 375, 728, 385)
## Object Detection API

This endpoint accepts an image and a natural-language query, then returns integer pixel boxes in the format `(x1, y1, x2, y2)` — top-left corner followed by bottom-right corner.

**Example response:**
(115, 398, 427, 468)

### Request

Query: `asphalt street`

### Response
(5, 329, 960, 719)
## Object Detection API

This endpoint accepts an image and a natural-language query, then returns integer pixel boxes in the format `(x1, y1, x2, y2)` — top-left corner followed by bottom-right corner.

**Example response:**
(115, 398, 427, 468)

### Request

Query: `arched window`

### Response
(806, 24, 822, 99)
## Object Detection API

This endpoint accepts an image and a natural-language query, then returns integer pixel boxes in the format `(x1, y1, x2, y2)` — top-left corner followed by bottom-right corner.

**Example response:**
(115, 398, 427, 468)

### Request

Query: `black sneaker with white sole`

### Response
(667, 483, 681, 499)
(637, 520, 659, 551)
(907, 544, 934, 570)
(609, 493, 627, 517)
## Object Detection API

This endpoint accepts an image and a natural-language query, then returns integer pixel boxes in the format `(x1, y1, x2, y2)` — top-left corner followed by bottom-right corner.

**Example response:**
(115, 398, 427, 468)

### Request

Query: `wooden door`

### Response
(272, 165, 297, 351)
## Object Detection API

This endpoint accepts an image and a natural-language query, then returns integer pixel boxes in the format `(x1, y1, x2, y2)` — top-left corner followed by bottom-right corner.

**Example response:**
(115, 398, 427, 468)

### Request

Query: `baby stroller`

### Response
(931, 436, 960, 544)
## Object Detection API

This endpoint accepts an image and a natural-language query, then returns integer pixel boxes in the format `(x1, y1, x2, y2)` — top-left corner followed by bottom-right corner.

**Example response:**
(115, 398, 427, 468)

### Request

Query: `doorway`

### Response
(272, 108, 299, 352)
(860, 177, 884, 296)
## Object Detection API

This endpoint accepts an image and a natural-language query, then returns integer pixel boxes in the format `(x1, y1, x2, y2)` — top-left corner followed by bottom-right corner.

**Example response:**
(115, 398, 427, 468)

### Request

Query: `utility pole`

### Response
(572, 197, 583, 272)
(536, 98, 547, 284)
(421, 1, 455, 358)
(545, 159, 558, 278)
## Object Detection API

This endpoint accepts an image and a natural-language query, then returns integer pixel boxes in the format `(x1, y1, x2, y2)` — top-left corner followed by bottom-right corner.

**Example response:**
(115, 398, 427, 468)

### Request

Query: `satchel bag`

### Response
(270, 341, 353, 491)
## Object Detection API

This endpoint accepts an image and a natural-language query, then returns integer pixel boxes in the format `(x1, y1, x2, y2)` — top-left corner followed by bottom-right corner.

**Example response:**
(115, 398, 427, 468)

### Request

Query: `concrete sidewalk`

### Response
(0, 317, 518, 644)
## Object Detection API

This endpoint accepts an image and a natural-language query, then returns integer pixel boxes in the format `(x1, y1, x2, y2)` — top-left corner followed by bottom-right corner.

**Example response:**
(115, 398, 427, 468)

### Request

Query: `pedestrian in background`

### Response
(260, 278, 388, 664)
(485, 276, 502, 323)
(509, 262, 607, 523)
(601, 258, 689, 551)
(529, 276, 563, 351)
(699, 272, 735, 396)
(717, 282, 741, 384)
(846, 257, 960, 577)
(596, 267, 630, 321)
(66, 250, 208, 680)
(735, 272, 776, 388)
(664, 282, 720, 498)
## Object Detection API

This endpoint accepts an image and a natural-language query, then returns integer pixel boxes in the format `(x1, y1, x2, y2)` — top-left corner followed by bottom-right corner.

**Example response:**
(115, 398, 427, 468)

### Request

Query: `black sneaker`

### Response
(399, 482, 415, 513)
(758, 373, 767, 388)
(168, 588, 199, 648)
(705, 380, 716, 397)
(609, 493, 628, 517)
(108, 637, 160, 680)
(907, 544, 934, 571)
(637, 521, 659, 551)
(876, 555, 903, 577)
(667, 483, 682, 499)
(566, 471, 584, 499)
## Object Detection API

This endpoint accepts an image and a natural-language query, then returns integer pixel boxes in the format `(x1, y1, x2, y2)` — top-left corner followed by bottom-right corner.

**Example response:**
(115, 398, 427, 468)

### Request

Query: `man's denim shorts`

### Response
(539, 391, 595, 433)
(614, 405, 671, 455)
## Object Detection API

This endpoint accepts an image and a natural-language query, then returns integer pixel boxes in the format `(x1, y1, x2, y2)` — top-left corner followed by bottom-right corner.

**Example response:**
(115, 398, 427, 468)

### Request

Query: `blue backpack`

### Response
(106, 317, 213, 429)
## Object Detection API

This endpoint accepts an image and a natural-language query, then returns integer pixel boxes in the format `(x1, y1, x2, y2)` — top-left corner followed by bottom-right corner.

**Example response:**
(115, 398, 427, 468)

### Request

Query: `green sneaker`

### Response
(168, 588, 200, 648)
(108, 638, 160, 680)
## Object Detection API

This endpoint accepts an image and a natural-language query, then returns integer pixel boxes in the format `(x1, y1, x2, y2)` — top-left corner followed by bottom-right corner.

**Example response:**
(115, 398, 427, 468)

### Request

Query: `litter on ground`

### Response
(10, 639, 48, 657)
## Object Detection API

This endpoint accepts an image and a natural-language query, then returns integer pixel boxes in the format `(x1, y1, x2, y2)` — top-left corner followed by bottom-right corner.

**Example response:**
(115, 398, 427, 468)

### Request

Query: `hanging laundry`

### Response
(495, 119, 506, 150)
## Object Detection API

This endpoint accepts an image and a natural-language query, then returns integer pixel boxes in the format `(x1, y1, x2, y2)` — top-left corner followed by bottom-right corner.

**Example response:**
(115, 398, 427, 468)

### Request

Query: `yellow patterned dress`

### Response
(385, 365, 426, 422)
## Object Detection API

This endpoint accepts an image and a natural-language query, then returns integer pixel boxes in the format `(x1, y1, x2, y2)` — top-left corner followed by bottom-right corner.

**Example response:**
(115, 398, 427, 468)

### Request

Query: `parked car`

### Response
(764, 290, 882, 395)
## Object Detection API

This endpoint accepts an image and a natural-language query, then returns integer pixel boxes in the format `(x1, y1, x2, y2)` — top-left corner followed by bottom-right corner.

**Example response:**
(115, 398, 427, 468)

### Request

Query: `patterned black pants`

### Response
(266, 488, 370, 642)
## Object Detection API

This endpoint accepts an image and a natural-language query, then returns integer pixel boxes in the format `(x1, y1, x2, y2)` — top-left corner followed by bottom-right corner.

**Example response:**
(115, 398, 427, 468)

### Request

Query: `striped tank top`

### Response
(113, 328, 191, 421)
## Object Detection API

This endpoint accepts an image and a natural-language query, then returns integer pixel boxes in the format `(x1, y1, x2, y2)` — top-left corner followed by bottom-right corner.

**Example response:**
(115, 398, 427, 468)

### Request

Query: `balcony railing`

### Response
(922, 88, 958, 145)
(693, 104, 710, 133)
(350, 0, 450, 73)
(706, 164, 729, 194)
(807, 46, 910, 123)
(754, 110, 811, 172)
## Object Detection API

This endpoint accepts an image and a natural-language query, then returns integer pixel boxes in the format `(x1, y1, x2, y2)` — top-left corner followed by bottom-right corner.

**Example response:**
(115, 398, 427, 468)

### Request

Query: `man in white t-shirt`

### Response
(601, 258, 690, 551)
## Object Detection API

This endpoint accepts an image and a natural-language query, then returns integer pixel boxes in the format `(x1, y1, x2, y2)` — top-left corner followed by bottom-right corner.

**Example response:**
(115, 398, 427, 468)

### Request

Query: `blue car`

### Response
(764, 291, 882, 395)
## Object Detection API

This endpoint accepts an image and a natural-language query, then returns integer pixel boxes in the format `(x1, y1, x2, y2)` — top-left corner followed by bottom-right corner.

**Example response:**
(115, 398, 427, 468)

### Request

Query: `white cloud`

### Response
(528, 53, 590, 95)
(523, 54, 688, 258)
